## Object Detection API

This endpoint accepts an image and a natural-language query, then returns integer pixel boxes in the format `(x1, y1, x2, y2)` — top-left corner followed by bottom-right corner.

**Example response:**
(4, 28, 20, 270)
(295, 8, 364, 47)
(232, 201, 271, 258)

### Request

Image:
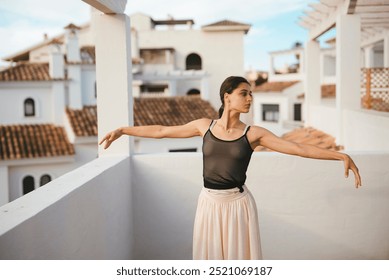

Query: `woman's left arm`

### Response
(251, 126, 362, 188)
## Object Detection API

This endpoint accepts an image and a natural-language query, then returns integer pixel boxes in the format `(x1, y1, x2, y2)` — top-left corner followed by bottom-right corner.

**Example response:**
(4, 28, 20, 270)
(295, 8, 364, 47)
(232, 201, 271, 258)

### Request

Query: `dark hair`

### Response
(218, 76, 250, 117)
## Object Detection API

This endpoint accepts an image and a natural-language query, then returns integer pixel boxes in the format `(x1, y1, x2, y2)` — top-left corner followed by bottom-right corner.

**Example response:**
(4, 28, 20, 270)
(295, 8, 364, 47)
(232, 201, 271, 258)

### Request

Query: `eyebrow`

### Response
(240, 89, 252, 94)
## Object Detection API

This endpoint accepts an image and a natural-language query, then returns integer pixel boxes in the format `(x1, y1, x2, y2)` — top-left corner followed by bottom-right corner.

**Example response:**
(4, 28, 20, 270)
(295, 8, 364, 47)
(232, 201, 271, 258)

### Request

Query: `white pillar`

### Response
(49, 44, 64, 79)
(68, 65, 83, 109)
(0, 166, 9, 206)
(201, 76, 210, 101)
(95, 13, 133, 157)
(304, 40, 321, 127)
(364, 45, 374, 68)
(52, 81, 66, 125)
(384, 34, 389, 67)
(65, 28, 81, 62)
(168, 80, 177, 96)
(336, 14, 361, 145)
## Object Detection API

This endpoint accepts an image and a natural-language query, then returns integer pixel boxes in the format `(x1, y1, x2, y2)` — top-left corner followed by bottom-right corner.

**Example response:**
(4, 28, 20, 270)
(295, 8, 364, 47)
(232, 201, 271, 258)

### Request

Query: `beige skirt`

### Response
(193, 185, 262, 260)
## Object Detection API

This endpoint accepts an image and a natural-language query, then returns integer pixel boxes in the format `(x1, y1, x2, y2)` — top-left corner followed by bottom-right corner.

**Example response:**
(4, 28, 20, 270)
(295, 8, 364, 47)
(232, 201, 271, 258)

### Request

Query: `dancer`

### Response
(99, 76, 362, 260)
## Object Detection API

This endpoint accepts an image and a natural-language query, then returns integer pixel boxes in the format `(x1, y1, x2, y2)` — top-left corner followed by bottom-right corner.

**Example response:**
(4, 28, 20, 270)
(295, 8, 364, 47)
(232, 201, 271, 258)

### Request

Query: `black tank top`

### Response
(202, 120, 253, 192)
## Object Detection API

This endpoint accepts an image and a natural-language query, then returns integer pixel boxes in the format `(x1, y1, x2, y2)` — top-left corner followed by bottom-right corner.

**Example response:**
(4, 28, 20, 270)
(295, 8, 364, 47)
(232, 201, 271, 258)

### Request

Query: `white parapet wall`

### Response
(0, 152, 388, 260)
(0, 156, 133, 259)
(131, 152, 389, 260)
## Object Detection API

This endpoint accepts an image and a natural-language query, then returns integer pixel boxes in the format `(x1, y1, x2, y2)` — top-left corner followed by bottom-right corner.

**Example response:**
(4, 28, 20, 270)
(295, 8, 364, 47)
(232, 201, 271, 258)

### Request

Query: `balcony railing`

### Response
(1, 152, 388, 260)
(361, 68, 389, 112)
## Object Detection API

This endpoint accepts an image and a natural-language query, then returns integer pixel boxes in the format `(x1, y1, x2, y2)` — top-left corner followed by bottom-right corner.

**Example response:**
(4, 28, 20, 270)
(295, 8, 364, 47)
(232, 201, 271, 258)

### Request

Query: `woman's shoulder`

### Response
(247, 125, 272, 138)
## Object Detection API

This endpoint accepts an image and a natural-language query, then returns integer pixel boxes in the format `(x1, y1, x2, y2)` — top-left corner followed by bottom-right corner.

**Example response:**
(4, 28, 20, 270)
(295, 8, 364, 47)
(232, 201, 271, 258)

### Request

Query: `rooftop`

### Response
(0, 124, 74, 160)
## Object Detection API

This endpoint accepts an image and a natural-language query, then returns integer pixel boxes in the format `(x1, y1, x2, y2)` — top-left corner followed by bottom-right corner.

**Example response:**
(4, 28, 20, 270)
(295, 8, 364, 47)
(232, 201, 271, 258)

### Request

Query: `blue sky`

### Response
(0, 0, 317, 71)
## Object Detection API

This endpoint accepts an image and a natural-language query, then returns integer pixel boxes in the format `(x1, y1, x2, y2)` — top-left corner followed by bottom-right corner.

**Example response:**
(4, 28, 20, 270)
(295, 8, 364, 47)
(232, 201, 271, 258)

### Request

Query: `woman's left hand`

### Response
(343, 155, 362, 188)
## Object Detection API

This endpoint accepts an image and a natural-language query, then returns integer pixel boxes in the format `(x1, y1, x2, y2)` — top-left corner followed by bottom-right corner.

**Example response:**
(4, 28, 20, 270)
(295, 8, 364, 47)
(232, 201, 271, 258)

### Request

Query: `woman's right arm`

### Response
(99, 118, 211, 149)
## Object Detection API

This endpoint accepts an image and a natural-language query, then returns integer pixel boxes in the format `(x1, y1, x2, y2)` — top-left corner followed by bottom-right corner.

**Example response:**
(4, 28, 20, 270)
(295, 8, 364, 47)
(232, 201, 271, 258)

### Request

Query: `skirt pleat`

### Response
(193, 185, 262, 260)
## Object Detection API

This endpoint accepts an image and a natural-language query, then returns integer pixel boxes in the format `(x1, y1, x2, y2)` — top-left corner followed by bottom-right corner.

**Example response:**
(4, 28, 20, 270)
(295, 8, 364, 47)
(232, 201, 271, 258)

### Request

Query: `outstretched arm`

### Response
(99, 118, 210, 150)
(250, 126, 362, 188)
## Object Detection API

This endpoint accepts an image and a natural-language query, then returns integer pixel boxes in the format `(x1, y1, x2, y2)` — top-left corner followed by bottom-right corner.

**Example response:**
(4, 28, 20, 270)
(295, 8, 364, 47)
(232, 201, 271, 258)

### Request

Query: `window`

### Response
(186, 53, 202, 70)
(169, 148, 197, 152)
(40, 174, 52, 186)
(187, 88, 200, 95)
(294, 103, 302, 121)
(23, 176, 35, 195)
(24, 98, 35, 117)
(262, 104, 279, 122)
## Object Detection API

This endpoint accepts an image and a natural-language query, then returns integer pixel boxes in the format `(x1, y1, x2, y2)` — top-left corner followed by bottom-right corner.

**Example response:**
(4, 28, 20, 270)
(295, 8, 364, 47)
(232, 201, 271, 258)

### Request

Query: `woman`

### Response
(99, 76, 362, 260)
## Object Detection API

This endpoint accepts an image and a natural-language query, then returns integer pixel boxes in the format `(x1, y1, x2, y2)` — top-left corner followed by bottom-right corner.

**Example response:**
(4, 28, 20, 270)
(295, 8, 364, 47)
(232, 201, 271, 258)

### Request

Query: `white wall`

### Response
(137, 29, 245, 108)
(309, 103, 338, 138)
(81, 65, 97, 106)
(0, 156, 133, 259)
(132, 152, 389, 260)
(8, 158, 75, 201)
(343, 109, 389, 151)
(0, 152, 388, 259)
(0, 83, 52, 124)
(252, 94, 289, 136)
(134, 137, 202, 153)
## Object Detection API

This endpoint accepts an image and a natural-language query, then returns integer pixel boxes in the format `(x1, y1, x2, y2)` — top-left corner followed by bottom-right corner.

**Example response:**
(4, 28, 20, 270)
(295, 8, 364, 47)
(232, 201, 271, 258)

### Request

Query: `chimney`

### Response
(49, 39, 64, 79)
(64, 23, 81, 63)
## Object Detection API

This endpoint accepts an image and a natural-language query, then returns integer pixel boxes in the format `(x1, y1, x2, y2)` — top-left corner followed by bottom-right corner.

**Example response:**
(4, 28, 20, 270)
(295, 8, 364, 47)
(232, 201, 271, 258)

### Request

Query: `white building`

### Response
(252, 0, 389, 152)
(0, 11, 252, 205)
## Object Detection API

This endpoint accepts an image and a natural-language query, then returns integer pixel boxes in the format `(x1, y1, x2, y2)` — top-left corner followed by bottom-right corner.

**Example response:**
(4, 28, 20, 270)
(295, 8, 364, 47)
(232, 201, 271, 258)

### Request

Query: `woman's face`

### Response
(225, 82, 253, 113)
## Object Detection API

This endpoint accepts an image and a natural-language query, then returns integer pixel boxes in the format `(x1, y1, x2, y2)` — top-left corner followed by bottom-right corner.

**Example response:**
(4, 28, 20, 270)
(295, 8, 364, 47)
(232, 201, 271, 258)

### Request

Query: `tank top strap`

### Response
(242, 125, 250, 136)
(209, 119, 217, 130)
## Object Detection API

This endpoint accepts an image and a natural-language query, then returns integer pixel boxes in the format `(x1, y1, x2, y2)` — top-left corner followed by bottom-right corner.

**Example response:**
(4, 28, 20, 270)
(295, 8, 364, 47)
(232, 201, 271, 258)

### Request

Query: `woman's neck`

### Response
(218, 111, 241, 130)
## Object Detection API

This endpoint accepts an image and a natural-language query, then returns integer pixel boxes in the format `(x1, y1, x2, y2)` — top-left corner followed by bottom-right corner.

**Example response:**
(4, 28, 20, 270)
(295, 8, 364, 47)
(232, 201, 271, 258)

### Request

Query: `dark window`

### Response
(40, 174, 52, 186)
(24, 98, 35, 117)
(186, 53, 202, 70)
(294, 103, 302, 121)
(262, 104, 279, 122)
(187, 88, 200, 95)
(23, 176, 35, 195)
(169, 148, 197, 152)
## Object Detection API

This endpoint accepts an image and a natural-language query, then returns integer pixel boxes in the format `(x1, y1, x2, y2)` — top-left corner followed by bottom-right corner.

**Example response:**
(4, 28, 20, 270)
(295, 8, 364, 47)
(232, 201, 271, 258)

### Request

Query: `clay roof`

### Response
(203, 20, 250, 27)
(254, 81, 299, 92)
(0, 63, 55, 81)
(65, 96, 218, 136)
(255, 127, 342, 152)
(134, 96, 218, 126)
(0, 124, 75, 160)
(64, 23, 82, 30)
(202, 20, 251, 34)
(66, 106, 98, 137)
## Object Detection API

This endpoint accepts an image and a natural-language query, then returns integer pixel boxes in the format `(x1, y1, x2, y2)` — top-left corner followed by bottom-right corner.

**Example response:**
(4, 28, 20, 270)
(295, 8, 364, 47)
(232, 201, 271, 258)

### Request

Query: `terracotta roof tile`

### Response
(66, 106, 98, 137)
(134, 96, 218, 126)
(203, 20, 250, 27)
(255, 127, 343, 152)
(0, 124, 75, 160)
(65, 96, 218, 136)
(254, 81, 299, 92)
(0, 63, 54, 81)
(321, 84, 336, 98)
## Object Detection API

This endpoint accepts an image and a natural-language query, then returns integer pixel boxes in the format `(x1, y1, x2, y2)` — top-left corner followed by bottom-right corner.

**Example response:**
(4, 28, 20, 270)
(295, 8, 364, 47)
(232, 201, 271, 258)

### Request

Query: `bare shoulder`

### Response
(191, 118, 213, 137)
(247, 125, 274, 149)
(248, 125, 271, 138)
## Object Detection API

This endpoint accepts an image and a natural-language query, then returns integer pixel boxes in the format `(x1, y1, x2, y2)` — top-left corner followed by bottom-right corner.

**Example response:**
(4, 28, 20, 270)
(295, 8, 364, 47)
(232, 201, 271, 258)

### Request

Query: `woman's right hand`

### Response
(99, 128, 123, 149)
